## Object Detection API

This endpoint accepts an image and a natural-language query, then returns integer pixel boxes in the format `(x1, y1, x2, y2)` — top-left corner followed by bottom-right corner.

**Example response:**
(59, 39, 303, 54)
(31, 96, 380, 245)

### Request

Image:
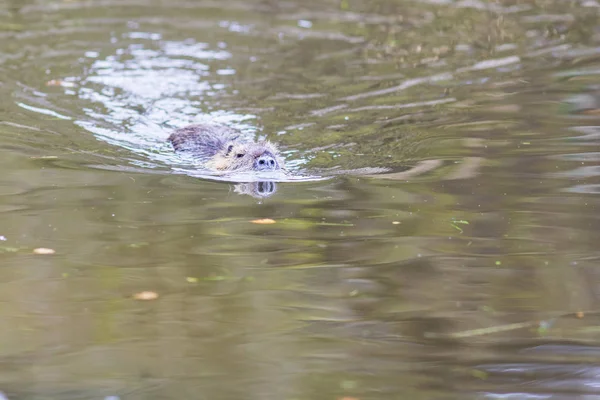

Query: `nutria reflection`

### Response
(234, 181, 278, 198)
(168, 124, 285, 172)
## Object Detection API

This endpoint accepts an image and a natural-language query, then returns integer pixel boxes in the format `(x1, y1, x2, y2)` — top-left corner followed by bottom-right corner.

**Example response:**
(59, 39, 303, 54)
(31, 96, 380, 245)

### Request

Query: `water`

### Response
(1, 0, 600, 398)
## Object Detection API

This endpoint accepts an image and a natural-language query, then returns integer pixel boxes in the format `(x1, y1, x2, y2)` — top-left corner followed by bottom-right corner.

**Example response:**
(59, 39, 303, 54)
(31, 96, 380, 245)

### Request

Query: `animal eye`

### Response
(226, 145, 234, 155)
(236, 153, 245, 158)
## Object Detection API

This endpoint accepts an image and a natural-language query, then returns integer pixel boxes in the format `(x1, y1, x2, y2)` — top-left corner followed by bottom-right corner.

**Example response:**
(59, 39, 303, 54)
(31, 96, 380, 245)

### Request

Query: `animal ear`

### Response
(225, 144, 234, 156)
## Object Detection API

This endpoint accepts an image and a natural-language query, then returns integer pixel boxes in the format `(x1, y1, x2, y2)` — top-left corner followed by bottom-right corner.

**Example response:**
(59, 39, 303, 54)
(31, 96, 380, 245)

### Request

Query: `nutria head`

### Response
(206, 140, 284, 172)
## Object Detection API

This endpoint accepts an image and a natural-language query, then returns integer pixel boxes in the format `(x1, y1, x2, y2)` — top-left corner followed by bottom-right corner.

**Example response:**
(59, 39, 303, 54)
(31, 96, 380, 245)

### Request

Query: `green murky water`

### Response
(1, 0, 600, 399)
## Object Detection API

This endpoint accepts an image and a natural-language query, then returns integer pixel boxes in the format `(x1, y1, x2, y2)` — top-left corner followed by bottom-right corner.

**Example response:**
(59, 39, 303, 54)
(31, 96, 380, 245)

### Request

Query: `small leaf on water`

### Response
(46, 79, 76, 88)
(471, 369, 488, 380)
(33, 248, 55, 255)
(133, 291, 159, 300)
(537, 319, 553, 334)
(251, 218, 276, 224)
(392, 221, 401, 225)
(186, 277, 198, 283)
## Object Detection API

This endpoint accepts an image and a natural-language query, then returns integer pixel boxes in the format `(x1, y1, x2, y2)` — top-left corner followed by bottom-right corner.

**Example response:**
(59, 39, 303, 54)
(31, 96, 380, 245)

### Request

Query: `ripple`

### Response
(340, 72, 453, 101)
(2, 4, 600, 400)
(564, 184, 600, 194)
(457, 56, 520, 72)
(16, 103, 72, 120)
(172, 167, 329, 183)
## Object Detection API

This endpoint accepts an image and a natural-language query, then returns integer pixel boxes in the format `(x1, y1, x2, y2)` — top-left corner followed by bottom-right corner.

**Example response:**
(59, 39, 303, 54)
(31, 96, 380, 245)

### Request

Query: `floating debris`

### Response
(133, 291, 159, 300)
(33, 248, 56, 255)
(251, 218, 276, 224)
(46, 79, 76, 88)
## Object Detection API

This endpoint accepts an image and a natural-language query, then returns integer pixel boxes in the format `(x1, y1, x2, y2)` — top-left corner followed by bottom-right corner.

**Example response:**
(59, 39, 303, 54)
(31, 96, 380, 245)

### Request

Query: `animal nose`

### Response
(255, 154, 278, 171)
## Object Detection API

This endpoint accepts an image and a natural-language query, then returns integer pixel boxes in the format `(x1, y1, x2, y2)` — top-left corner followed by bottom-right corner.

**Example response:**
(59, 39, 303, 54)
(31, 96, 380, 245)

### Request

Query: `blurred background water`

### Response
(1, 0, 600, 399)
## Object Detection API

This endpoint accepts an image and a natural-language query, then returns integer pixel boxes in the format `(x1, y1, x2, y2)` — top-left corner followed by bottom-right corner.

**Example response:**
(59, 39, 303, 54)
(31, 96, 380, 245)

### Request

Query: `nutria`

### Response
(168, 124, 285, 172)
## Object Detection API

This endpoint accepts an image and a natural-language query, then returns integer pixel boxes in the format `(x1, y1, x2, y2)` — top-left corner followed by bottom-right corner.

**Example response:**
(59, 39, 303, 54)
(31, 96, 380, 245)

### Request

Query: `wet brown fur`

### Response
(168, 124, 284, 172)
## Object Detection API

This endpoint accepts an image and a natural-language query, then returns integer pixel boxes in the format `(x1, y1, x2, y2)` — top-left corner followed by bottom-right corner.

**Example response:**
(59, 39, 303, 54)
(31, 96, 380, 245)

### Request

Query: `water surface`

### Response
(1, 0, 600, 399)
